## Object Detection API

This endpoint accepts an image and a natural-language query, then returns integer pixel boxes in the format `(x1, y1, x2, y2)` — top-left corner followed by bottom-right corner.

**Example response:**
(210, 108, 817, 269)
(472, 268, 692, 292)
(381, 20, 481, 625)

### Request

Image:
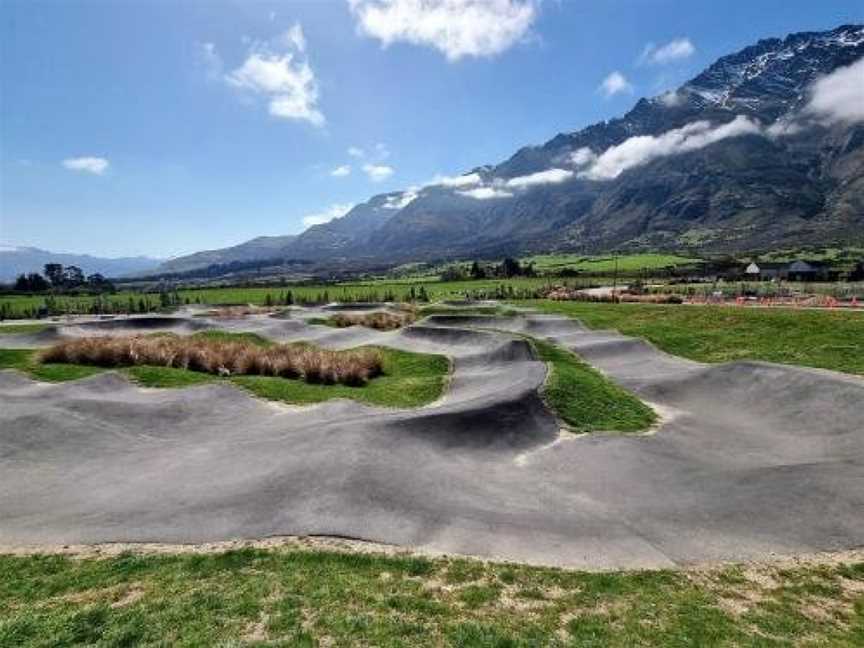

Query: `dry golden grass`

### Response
(39, 336, 383, 386)
(329, 310, 416, 331)
(204, 305, 275, 318)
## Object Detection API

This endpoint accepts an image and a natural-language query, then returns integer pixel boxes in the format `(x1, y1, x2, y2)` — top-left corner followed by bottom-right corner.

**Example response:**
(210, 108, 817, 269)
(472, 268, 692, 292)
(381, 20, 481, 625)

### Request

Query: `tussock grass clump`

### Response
(204, 305, 276, 318)
(39, 335, 383, 386)
(329, 310, 416, 331)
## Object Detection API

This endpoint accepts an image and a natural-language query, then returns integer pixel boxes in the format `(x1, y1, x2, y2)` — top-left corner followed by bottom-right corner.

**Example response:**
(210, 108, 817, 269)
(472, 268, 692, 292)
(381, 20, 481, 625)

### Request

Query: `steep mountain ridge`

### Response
(158, 24, 864, 273)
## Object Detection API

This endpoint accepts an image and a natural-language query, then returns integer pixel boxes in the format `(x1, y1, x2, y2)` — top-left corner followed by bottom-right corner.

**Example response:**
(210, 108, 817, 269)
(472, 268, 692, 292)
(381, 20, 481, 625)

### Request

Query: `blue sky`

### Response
(1, 0, 861, 258)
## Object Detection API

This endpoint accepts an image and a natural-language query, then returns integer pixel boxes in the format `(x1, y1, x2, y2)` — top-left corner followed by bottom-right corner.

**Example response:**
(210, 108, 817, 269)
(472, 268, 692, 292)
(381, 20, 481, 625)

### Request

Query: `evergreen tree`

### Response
(470, 261, 486, 280)
(44, 263, 64, 288)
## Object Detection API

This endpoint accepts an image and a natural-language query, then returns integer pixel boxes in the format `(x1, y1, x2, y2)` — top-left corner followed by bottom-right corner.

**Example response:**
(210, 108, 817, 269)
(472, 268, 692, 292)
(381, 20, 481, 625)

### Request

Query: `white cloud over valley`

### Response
(348, 0, 537, 61)
(454, 167, 574, 199)
(62, 157, 110, 175)
(803, 56, 864, 125)
(578, 115, 762, 180)
(432, 172, 482, 187)
(457, 186, 513, 200)
(383, 190, 419, 209)
(567, 147, 597, 167)
(331, 165, 352, 177)
(302, 203, 354, 227)
(506, 168, 573, 188)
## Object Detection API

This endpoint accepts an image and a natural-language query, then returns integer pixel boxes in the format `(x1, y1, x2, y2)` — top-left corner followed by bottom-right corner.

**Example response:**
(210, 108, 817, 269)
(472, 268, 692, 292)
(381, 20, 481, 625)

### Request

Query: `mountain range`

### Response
(0, 246, 161, 283)
(158, 24, 864, 275)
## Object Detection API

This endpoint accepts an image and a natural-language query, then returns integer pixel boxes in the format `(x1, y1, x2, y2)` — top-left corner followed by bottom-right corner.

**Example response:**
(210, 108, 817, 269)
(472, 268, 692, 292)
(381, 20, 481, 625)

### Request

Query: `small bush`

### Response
(39, 335, 383, 386)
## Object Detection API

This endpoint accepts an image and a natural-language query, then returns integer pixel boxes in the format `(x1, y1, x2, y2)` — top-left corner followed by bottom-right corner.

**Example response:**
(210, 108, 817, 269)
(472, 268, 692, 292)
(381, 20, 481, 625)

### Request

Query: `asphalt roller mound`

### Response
(1, 309, 863, 569)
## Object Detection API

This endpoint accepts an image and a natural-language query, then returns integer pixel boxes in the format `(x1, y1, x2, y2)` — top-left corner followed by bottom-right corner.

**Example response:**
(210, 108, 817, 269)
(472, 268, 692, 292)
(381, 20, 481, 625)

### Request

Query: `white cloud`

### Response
(383, 190, 419, 209)
(363, 163, 394, 181)
(506, 168, 573, 188)
(766, 118, 802, 138)
(62, 157, 109, 175)
(348, 0, 537, 61)
(347, 143, 389, 160)
(331, 164, 352, 177)
(281, 23, 306, 53)
(567, 147, 597, 167)
(639, 38, 695, 66)
(224, 24, 324, 126)
(302, 203, 354, 228)
(599, 71, 633, 97)
(431, 172, 482, 187)
(374, 142, 390, 159)
(196, 42, 223, 80)
(457, 186, 513, 200)
(446, 167, 571, 199)
(803, 57, 864, 125)
(658, 89, 685, 107)
(579, 115, 762, 181)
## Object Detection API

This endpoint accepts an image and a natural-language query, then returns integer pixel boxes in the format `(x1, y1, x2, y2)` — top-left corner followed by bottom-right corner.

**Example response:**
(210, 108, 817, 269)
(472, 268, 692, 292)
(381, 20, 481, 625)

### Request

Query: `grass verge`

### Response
(530, 338, 656, 433)
(527, 301, 864, 376)
(0, 344, 449, 409)
(1, 547, 861, 647)
(0, 324, 49, 335)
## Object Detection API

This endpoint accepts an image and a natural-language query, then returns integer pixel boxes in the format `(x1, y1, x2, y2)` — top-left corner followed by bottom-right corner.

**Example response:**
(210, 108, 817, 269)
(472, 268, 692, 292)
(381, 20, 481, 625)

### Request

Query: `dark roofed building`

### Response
(786, 260, 838, 282)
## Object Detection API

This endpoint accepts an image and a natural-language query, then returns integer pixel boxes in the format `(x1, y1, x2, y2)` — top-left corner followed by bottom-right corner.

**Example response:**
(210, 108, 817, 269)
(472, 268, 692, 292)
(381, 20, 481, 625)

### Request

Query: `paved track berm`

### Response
(1, 308, 862, 568)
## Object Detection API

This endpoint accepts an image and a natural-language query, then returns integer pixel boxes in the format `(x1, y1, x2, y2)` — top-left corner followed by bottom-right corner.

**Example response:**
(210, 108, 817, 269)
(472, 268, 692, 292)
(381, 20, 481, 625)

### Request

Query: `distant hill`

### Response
(156, 235, 298, 274)
(158, 24, 864, 273)
(0, 246, 161, 282)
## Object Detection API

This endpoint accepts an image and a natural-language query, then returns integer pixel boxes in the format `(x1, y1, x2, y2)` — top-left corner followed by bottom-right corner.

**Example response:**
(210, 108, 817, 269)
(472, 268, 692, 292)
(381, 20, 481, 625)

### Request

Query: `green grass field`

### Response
(0, 324, 50, 335)
(0, 279, 561, 319)
(1, 547, 861, 647)
(531, 338, 656, 433)
(373, 253, 703, 281)
(521, 252, 701, 274)
(528, 301, 864, 376)
(0, 341, 450, 409)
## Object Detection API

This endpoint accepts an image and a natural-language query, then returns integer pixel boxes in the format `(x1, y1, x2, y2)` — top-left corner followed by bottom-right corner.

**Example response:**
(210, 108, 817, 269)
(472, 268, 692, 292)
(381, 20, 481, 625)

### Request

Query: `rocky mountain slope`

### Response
(159, 24, 864, 273)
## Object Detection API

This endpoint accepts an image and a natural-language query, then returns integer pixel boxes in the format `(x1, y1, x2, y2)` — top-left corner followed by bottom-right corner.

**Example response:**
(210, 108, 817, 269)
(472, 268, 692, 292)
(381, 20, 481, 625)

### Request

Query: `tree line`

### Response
(440, 258, 537, 281)
(12, 263, 115, 293)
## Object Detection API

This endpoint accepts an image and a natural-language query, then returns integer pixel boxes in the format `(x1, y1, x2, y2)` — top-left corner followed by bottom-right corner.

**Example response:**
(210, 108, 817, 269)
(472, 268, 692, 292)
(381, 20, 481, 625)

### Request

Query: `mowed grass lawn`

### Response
(528, 301, 864, 376)
(0, 337, 449, 409)
(1, 547, 862, 647)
